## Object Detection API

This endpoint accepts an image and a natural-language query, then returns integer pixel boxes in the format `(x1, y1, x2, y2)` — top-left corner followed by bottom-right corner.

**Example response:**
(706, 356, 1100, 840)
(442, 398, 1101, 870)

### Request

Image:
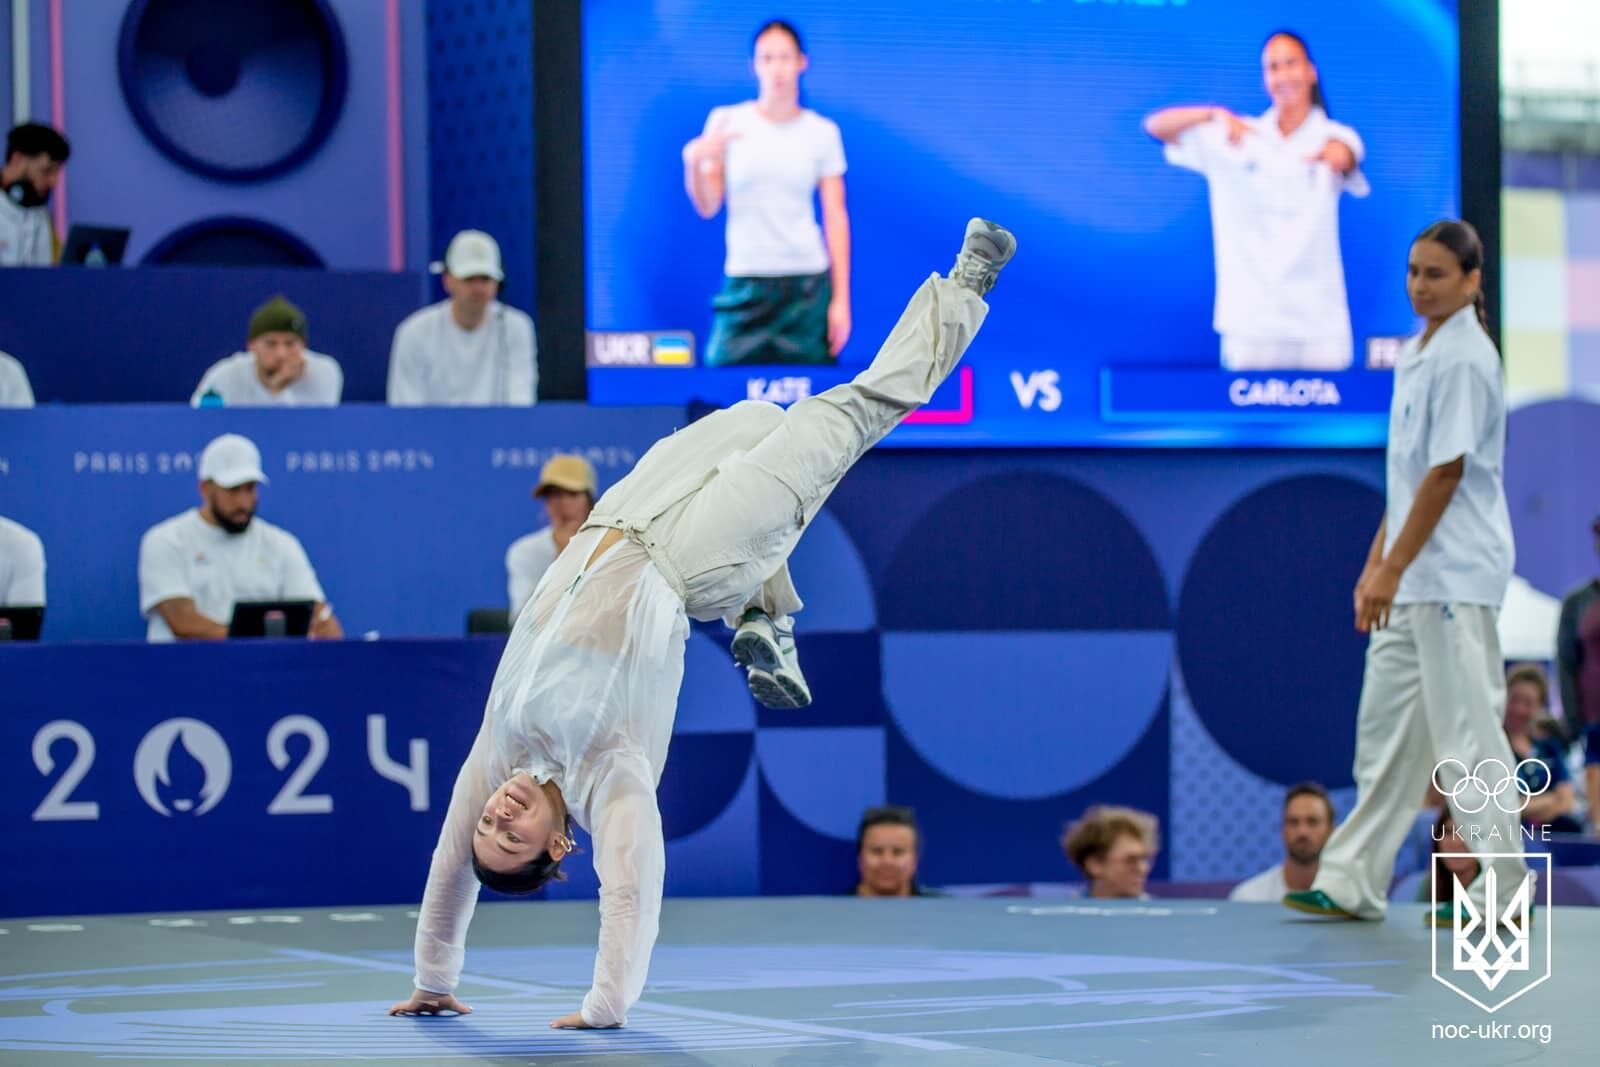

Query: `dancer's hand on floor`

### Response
(550, 1010, 617, 1030)
(388, 989, 473, 1016)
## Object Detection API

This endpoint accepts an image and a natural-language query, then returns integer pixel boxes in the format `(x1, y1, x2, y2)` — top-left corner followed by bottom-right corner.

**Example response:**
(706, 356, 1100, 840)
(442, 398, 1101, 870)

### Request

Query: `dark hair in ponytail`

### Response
(1264, 30, 1329, 114)
(753, 19, 805, 55)
(1415, 218, 1488, 331)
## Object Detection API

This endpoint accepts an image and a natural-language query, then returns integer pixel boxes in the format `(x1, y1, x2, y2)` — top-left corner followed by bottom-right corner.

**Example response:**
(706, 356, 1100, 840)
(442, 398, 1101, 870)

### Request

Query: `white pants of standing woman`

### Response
(1311, 603, 1530, 919)
(587, 273, 989, 625)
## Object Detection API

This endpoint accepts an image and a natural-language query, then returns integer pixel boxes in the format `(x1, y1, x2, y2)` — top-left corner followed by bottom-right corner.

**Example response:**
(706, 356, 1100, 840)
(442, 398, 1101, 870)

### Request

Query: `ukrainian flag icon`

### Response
(651, 334, 694, 366)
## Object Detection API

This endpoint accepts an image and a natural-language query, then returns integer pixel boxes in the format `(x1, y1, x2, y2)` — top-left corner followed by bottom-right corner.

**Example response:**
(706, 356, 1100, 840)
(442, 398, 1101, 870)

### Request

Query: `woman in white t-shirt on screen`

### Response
(1145, 30, 1369, 371)
(1283, 220, 1528, 927)
(681, 19, 850, 367)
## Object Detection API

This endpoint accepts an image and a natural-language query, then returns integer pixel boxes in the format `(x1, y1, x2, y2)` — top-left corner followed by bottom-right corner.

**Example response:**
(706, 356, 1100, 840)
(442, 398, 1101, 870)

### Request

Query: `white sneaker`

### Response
(731, 608, 812, 709)
(948, 217, 1016, 296)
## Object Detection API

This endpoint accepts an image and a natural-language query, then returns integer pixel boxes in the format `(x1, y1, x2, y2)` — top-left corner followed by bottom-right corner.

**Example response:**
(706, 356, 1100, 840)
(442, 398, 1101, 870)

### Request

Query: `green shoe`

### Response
(1282, 889, 1360, 919)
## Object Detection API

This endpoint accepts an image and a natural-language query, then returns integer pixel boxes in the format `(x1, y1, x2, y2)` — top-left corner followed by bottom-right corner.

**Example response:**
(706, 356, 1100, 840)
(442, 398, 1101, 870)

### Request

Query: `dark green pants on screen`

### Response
(705, 272, 833, 367)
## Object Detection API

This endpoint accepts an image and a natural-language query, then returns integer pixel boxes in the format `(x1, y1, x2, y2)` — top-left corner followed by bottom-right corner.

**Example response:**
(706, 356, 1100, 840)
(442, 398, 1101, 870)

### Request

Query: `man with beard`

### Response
(1229, 782, 1335, 902)
(138, 433, 342, 641)
(1, 123, 69, 267)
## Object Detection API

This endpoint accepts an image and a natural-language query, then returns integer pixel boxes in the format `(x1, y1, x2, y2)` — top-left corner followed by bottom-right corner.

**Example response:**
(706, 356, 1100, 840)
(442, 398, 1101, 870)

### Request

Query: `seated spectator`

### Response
(507, 454, 597, 620)
(138, 433, 342, 642)
(191, 296, 343, 407)
(387, 230, 537, 406)
(1229, 781, 1335, 903)
(853, 805, 941, 897)
(1505, 663, 1581, 834)
(1392, 807, 1481, 908)
(1, 122, 69, 267)
(1556, 517, 1600, 829)
(0, 514, 45, 605)
(1061, 805, 1159, 900)
(0, 348, 34, 406)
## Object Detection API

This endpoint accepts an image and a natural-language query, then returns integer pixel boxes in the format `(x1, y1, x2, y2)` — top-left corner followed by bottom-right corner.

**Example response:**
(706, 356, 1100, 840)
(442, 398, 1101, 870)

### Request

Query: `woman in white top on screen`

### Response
(1145, 30, 1369, 371)
(681, 20, 850, 366)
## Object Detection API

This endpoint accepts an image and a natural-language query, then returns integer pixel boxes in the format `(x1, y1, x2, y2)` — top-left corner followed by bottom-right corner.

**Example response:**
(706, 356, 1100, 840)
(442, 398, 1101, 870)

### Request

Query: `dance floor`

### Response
(0, 897, 1590, 1065)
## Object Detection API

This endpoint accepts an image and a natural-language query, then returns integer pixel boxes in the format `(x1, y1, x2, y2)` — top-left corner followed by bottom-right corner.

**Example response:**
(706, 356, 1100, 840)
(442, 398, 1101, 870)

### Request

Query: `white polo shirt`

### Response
(138, 509, 326, 642)
(387, 301, 536, 406)
(1166, 107, 1368, 358)
(1386, 305, 1513, 607)
(709, 102, 846, 277)
(191, 350, 344, 407)
(0, 194, 52, 266)
(506, 526, 558, 620)
(0, 350, 35, 407)
(0, 515, 46, 605)
(1228, 863, 1287, 903)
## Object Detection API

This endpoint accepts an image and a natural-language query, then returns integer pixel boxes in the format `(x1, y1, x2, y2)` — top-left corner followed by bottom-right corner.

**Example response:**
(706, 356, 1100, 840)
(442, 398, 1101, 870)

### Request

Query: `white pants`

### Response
(1221, 334, 1353, 371)
(1312, 603, 1528, 919)
(594, 274, 988, 625)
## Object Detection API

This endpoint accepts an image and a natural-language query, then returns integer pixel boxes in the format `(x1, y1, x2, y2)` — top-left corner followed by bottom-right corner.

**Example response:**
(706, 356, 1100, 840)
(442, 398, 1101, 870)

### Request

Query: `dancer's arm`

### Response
(1143, 106, 1249, 145)
(391, 718, 495, 1014)
(1356, 459, 1465, 632)
(553, 760, 664, 1029)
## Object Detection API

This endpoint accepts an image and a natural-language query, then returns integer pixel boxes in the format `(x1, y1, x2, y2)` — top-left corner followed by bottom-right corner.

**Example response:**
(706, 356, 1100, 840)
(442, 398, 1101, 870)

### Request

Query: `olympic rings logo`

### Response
(1432, 758, 1550, 815)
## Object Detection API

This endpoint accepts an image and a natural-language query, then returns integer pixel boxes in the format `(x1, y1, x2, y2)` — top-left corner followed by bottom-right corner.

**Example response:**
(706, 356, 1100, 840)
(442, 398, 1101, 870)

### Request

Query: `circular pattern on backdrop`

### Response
(118, 0, 348, 181)
(1176, 474, 1382, 787)
(141, 217, 324, 267)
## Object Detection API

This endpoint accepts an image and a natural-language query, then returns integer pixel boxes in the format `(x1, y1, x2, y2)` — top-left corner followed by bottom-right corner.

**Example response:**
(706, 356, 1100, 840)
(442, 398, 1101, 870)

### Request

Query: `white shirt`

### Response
(387, 301, 536, 406)
(0, 194, 52, 267)
(1387, 305, 1514, 606)
(1228, 863, 1288, 903)
(191, 350, 344, 407)
(708, 102, 846, 277)
(0, 350, 35, 407)
(414, 525, 687, 1028)
(1165, 107, 1368, 351)
(0, 516, 46, 605)
(506, 527, 559, 620)
(138, 509, 326, 642)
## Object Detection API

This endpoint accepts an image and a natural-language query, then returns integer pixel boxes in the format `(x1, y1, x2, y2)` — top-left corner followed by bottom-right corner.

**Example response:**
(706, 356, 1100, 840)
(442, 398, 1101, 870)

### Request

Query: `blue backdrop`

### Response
(583, 0, 1459, 446)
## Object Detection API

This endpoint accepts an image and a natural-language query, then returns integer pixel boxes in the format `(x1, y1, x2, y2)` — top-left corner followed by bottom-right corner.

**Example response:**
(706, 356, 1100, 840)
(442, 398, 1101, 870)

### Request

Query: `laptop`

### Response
(61, 225, 131, 266)
(228, 600, 315, 638)
(0, 605, 45, 641)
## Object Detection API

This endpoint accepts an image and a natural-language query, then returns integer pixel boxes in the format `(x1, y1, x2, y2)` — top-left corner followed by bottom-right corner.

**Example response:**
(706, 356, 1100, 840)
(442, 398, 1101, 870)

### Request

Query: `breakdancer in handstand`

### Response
(389, 217, 1015, 1028)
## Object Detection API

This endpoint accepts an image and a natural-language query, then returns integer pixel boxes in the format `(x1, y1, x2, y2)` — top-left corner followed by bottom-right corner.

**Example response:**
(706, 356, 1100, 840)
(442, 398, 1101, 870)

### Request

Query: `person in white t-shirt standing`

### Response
(1229, 782, 1334, 903)
(1, 123, 69, 268)
(191, 296, 344, 407)
(1284, 220, 1527, 927)
(0, 515, 46, 607)
(0, 349, 35, 407)
(682, 19, 850, 366)
(507, 454, 597, 621)
(138, 433, 343, 642)
(1145, 31, 1368, 371)
(387, 230, 537, 406)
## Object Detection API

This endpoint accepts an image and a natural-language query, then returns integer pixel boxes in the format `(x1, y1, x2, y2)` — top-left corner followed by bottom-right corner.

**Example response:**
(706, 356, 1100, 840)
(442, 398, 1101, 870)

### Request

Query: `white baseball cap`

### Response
(198, 433, 269, 489)
(443, 229, 504, 281)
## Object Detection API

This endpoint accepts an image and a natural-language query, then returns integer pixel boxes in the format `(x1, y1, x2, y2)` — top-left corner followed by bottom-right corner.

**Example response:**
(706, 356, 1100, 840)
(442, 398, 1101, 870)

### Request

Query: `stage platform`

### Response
(0, 897, 1590, 1065)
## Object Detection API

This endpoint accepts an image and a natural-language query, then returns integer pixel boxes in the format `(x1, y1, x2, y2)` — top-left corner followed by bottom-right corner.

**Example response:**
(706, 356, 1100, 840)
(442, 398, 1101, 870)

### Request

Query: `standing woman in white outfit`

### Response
(682, 20, 851, 366)
(1144, 31, 1369, 371)
(1284, 220, 1528, 925)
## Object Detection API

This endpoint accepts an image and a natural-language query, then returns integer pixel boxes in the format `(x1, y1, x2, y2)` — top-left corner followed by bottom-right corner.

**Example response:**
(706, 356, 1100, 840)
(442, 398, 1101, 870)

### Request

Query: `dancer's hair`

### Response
(471, 814, 574, 896)
(1414, 219, 1488, 332)
(752, 19, 805, 55)
(1263, 30, 1329, 114)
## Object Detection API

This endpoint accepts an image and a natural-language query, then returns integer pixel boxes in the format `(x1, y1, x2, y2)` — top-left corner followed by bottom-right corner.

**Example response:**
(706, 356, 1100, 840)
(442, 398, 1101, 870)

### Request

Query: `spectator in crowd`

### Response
(853, 805, 940, 897)
(387, 230, 536, 406)
(191, 296, 343, 407)
(1229, 782, 1335, 903)
(1557, 515, 1600, 828)
(0, 514, 45, 606)
(1, 122, 69, 267)
(1061, 805, 1159, 900)
(138, 433, 342, 642)
(507, 454, 597, 620)
(1505, 663, 1581, 834)
(0, 348, 34, 406)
